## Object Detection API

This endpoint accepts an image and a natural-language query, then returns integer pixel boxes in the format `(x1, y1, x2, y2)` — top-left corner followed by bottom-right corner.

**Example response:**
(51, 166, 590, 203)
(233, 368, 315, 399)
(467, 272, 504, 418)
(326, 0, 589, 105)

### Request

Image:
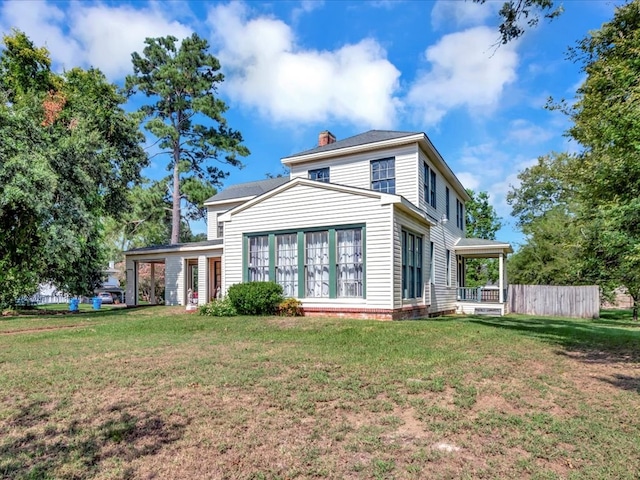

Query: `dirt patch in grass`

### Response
(0, 324, 90, 335)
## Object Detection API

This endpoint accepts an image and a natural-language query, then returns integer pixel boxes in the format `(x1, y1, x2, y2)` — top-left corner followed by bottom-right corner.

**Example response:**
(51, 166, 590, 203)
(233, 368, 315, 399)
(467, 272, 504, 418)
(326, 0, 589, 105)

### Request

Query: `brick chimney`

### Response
(318, 130, 336, 147)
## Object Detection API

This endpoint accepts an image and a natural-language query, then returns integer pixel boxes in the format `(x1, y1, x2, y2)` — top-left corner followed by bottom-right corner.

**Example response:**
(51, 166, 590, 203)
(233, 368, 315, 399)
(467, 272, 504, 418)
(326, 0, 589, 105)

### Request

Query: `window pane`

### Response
(309, 167, 330, 183)
(276, 233, 298, 297)
(248, 236, 269, 281)
(306, 231, 329, 297)
(371, 158, 395, 194)
(337, 229, 363, 297)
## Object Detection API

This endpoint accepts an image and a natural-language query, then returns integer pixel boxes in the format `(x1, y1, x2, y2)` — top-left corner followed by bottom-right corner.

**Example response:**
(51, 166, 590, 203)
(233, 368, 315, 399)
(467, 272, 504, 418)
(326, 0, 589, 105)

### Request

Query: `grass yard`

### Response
(1, 307, 639, 479)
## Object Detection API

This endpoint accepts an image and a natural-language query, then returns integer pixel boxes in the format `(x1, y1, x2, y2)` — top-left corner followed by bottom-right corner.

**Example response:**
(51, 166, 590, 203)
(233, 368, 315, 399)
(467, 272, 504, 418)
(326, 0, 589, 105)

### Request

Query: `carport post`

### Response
(150, 263, 156, 305)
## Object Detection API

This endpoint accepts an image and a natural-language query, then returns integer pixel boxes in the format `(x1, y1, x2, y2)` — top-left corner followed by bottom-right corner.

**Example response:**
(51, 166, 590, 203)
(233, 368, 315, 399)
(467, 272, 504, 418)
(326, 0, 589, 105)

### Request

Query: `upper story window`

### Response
(309, 167, 330, 183)
(430, 170, 437, 208)
(456, 199, 465, 230)
(423, 162, 437, 208)
(445, 187, 450, 221)
(371, 158, 395, 194)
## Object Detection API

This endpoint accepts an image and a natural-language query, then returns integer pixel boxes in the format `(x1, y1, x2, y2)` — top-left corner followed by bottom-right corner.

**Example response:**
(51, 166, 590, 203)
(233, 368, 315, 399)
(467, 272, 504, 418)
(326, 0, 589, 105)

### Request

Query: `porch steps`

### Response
(474, 307, 502, 316)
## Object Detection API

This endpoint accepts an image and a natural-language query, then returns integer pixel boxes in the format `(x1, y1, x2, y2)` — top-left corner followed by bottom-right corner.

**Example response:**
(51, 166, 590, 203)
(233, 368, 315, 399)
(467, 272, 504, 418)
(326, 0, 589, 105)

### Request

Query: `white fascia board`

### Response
(281, 133, 425, 166)
(125, 243, 224, 257)
(455, 244, 513, 254)
(203, 195, 254, 207)
(219, 177, 387, 222)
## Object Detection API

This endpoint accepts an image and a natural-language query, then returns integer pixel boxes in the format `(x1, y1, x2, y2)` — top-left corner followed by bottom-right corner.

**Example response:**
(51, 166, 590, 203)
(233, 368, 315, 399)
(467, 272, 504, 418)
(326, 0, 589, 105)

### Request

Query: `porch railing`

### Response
(457, 287, 506, 303)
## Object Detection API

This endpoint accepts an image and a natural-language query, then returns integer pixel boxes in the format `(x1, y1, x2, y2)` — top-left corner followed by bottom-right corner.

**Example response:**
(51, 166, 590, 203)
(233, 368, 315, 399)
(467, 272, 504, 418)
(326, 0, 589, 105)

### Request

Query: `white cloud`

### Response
(506, 119, 554, 145)
(292, 0, 325, 22)
(456, 172, 480, 191)
(0, 1, 81, 70)
(407, 27, 519, 126)
(0, 1, 192, 79)
(431, 0, 495, 30)
(207, 2, 402, 128)
(70, 4, 193, 78)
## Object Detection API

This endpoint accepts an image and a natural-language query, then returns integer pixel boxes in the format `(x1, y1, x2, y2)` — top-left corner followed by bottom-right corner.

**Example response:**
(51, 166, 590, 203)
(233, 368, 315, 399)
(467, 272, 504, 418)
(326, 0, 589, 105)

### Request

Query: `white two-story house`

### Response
(125, 130, 512, 319)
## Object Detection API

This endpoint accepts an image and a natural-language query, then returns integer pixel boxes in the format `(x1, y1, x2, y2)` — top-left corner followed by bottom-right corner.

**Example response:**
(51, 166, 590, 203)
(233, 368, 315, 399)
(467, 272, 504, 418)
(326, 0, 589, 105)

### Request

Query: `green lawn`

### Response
(1, 308, 639, 479)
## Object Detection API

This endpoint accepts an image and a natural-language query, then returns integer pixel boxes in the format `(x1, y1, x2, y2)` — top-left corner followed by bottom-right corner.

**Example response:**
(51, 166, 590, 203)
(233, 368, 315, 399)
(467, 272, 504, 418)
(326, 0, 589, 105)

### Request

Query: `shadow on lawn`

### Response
(0, 398, 188, 478)
(468, 315, 640, 365)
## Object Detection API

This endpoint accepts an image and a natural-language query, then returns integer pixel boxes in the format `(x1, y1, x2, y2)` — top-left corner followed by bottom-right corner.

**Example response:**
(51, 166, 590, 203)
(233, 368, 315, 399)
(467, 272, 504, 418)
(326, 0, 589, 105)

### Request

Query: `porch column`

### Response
(198, 255, 208, 306)
(498, 253, 505, 303)
(125, 258, 137, 306)
(150, 263, 156, 305)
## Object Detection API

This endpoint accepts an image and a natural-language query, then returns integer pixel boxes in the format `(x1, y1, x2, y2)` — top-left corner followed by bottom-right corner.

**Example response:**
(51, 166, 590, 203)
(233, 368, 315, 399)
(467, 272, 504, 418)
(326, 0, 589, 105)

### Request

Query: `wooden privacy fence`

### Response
(508, 284, 600, 319)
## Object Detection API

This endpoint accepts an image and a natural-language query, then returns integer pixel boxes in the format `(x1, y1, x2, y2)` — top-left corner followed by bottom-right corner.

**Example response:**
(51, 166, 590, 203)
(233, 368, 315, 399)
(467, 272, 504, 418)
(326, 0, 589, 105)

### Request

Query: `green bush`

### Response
(198, 296, 237, 317)
(278, 298, 303, 317)
(227, 282, 284, 315)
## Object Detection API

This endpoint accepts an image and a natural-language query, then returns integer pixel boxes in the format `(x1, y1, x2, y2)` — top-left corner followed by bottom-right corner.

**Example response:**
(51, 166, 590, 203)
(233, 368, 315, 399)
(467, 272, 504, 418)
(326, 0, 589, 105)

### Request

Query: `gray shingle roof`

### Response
(284, 130, 422, 159)
(125, 239, 223, 254)
(205, 177, 289, 203)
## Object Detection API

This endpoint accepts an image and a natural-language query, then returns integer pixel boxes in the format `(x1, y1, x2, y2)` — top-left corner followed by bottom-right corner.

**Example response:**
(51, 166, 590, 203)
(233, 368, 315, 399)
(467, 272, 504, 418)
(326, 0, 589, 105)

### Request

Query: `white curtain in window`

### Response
(337, 229, 363, 297)
(306, 231, 329, 297)
(276, 233, 298, 297)
(248, 236, 269, 281)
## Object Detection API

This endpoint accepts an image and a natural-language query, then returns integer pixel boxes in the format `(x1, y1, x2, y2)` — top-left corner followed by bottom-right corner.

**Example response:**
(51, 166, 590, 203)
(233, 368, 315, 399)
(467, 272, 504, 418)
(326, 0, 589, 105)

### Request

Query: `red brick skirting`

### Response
(301, 305, 453, 321)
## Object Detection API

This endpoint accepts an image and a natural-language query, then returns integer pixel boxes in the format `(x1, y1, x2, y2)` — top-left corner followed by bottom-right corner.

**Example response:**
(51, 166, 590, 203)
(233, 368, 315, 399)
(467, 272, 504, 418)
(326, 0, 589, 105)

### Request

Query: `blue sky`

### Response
(0, 0, 621, 245)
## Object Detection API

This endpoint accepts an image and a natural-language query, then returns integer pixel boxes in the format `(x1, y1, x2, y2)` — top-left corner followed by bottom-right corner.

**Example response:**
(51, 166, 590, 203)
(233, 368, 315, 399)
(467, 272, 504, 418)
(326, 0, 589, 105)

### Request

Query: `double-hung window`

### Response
(371, 158, 395, 194)
(309, 167, 330, 183)
(248, 236, 269, 281)
(429, 241, 435, 284)
(446, 249, 451, 287)
(275, 233, 298, 297)
(456, 199, 465, 230)
(402, 230, 423, 299)
(430, 170, 437, 208)
(445, 187, 450, 221)
(305, 231, 330, 297)
(423, 162, 437, 208)
(336, 229, 363, 297)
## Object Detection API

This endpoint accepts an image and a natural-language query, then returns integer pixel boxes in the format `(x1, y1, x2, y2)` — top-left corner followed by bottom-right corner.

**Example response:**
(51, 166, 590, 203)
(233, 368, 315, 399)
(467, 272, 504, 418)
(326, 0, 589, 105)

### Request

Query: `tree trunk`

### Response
(634, 298, 638, 322)
(171, 142, 181, 244)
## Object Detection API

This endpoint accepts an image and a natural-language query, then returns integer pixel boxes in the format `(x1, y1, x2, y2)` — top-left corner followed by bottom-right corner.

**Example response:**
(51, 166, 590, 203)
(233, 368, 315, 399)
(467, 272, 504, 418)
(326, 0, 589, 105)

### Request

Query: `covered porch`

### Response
(454, 238, 513, 316)
(124, 240, 223, 308)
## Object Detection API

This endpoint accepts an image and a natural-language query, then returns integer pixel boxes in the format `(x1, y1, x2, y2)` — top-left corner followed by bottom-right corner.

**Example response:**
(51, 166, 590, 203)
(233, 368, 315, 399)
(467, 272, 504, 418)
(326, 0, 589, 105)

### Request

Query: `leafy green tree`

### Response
(126, 33, 249, 244)
(506, 152, 575, 233)
(0, 31, 147, 306)
(505, 153, 584, 286)
(464, 189, 502, 287)
(507, 207, 582, 285)
(473, 0, 563, 44)
(561, 1, 640, 319)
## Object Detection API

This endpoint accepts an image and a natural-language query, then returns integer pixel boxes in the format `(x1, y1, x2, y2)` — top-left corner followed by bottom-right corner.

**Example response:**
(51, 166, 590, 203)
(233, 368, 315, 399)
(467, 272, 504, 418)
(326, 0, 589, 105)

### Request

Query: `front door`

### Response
(209, 258, 222, 300)
(187, 260, 198, 304)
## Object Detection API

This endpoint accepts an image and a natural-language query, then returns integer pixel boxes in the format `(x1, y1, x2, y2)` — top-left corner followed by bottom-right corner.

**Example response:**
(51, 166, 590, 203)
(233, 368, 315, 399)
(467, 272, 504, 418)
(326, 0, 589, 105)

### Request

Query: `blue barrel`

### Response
(92, 297, 102, 310)
(69, 298, 79, 312)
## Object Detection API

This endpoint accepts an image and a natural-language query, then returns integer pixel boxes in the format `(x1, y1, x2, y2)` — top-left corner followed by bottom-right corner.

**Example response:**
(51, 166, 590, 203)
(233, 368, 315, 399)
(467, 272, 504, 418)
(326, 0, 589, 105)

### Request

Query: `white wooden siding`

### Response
(206, 209, 218, 240)
(165, 256, 183, 306)
(392, 209, 431, 309)
(429, 221, 461, 314)
(198, 255, 208, 305)
(289, 144, 420, 205)
(207, 202, 245, 240)
(223, 182, 394, 309)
